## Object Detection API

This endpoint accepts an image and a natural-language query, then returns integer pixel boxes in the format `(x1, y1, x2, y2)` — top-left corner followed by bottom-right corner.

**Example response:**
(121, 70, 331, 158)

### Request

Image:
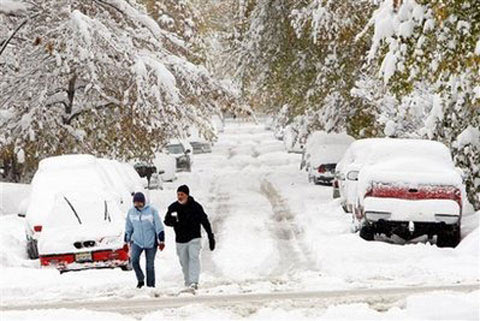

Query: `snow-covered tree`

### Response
(0, 0, 238, 181)
(230, 0, 376, 138)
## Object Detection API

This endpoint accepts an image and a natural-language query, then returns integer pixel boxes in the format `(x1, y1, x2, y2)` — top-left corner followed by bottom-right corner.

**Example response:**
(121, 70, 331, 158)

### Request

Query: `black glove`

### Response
(208, 234, 215, 251)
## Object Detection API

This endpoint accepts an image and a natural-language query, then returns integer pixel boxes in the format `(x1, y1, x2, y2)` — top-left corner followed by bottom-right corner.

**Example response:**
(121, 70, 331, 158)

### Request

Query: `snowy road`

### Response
(1, 121, 479, 320)
(2, 284, 478, 315)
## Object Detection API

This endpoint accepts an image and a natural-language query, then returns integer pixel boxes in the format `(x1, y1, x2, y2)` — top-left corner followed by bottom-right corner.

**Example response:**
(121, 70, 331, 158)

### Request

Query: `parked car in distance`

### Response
(354, 139, 464, 247)
(301, 131, 354, 186)
(20, 155, 129, 271)
(165, 140, 193, 172)
(189, 139, 212, 154)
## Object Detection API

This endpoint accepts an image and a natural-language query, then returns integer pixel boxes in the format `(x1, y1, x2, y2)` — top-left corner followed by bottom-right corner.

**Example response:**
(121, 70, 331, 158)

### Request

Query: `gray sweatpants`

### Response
(176, 238, 202, 286)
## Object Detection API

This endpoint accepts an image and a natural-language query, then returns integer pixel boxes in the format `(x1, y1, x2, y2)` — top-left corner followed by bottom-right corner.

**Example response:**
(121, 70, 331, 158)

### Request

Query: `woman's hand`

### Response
(158, 242, 165, 251)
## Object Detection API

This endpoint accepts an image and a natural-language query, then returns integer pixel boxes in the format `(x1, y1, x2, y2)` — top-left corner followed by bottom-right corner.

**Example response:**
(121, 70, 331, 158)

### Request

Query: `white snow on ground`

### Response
(1, 121, 479, 319)
(2, 290, 479, 320)
(0, 183, 31, 216)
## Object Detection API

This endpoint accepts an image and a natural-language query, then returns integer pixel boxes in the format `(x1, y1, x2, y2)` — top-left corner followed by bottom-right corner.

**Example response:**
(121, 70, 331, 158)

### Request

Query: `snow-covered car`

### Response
(354, 139, 464, 247)
(120, 162, 147, 194)
(189, 140, 212, 154)
(38, 188, 129, 272)
(283, 125, 305, 154)
(301, 131, 354, 185)
(335, 138, 385, 213)
(273, 127, 284, 141)
(98, 158, 140, 211)
(153, 152, 177, 182)
(165, 140, 193, 172)
(22, 155, 129, 270)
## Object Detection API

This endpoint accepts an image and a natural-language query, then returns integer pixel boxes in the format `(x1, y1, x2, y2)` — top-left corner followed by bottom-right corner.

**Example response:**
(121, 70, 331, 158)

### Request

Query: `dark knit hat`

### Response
(177, 185, 190, 195)
(133, 192, 146, 204)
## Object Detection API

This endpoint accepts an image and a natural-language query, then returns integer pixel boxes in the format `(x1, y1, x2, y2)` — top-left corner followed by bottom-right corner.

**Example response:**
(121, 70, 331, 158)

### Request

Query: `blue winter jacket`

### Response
(125, 204, 165, 249)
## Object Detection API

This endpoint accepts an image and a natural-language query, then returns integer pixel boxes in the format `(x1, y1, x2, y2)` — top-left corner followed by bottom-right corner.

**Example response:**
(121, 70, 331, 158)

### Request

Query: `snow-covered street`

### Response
(1, 121, 479, 320)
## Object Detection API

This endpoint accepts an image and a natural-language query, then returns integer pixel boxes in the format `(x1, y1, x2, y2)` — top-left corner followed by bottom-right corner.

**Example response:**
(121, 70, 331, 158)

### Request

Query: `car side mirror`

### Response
(185, 149, 191, 154)
(17, 213, 26, 218)
(347, 170, 359, 181)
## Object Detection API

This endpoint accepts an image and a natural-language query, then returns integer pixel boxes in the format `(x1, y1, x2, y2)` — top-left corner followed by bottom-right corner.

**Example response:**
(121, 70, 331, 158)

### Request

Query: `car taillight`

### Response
(34, 225, 42, 232)
(318, 165, 326, 173)
(364, 188, 373, 198)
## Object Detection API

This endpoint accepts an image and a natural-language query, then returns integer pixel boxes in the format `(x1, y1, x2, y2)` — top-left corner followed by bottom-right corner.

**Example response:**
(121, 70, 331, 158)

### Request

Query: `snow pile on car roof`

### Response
(305, 131, 354, 165)
(38, 154, 96, 171)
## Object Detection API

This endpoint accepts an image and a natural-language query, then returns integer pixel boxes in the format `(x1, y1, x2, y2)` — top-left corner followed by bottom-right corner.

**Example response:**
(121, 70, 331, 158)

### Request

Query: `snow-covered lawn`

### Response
(1, 121, 478, 320)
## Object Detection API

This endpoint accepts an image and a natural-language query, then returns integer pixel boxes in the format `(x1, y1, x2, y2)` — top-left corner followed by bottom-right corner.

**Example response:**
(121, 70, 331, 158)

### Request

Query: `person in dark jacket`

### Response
(125, 192, 165, 289)
(164, 185, 215, 290)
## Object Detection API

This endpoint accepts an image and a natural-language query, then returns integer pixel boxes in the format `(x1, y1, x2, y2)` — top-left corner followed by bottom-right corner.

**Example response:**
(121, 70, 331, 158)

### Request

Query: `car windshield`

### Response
(166, 144, 184, 154)
(44, 191, 114, 229)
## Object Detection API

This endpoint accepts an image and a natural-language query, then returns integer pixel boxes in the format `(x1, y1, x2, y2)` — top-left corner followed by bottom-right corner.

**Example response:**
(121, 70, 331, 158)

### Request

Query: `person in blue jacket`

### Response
(125, 192, 165, 288)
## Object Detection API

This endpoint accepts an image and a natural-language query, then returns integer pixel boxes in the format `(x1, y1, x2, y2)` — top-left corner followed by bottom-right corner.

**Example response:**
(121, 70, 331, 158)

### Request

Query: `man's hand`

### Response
(208, 235, 215, 251)
(158, 242, 165, 251)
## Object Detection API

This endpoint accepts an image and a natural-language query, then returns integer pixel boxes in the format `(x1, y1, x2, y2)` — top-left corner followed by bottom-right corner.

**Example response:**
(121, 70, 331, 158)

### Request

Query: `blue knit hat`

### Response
(133, 192, 146, 204)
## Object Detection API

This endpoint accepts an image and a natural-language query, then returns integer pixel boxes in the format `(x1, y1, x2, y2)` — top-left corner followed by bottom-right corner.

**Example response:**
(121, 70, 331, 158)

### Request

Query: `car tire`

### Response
(27, 239, 39, 259)
(120, 264, 133, 271)
(437, 224, 461, 248)
(360, 224, 375, 241)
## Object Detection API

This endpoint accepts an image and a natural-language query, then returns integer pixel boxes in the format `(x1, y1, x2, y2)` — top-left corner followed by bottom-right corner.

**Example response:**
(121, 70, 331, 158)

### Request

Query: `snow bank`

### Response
(2, 309, 135, 321)
(0, 183, 31, 216)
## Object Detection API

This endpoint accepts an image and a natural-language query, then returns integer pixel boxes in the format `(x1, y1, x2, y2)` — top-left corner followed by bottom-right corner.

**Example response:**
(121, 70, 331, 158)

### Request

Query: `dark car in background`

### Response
(165, 140, 193, 172)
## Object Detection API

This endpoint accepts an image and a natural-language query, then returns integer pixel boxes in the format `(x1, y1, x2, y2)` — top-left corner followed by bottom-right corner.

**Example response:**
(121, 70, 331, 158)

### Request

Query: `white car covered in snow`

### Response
(301, 131, 354, 185)
(98, 158, 144, 212)
(335, 138, 384, 213)
(353, 139, 464, 247)
(21, 155, 130, 271)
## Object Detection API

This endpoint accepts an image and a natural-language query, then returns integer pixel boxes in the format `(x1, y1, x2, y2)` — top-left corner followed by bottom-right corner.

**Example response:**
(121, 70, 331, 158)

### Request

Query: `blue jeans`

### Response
(130, 243, 157, 287)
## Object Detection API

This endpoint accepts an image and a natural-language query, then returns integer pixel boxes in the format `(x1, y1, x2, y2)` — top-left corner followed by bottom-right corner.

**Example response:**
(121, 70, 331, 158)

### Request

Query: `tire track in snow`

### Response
(260, 179, 317, 275)
(202, 176, 228, 278)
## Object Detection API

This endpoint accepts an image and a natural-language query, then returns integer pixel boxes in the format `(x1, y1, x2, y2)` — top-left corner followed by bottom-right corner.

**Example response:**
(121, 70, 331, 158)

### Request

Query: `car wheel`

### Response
(120, 264, 133, 271)
(359, 224, 375, 241)
(437, 224, 461, 248)
(27, 239, 39, 259)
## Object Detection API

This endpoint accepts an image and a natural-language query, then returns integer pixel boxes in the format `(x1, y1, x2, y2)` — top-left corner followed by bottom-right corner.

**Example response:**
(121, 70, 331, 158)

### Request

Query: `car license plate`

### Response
(75, 252, 92, 262)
